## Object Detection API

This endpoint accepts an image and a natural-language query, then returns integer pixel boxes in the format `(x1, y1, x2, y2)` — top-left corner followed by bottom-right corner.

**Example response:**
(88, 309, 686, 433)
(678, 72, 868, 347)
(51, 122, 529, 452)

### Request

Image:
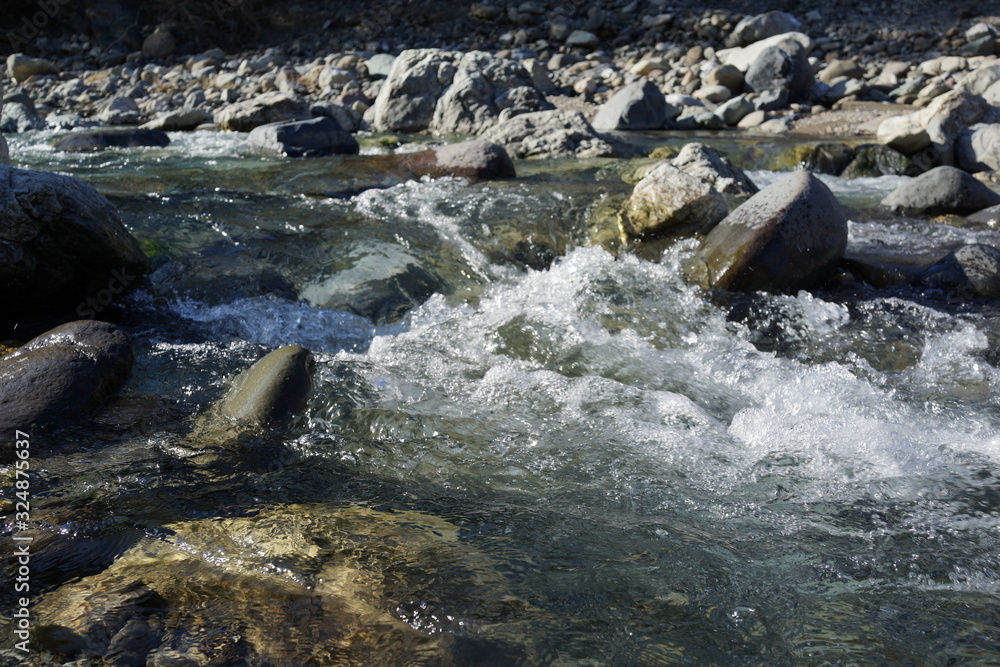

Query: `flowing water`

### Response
(3, 129, 1000, 665)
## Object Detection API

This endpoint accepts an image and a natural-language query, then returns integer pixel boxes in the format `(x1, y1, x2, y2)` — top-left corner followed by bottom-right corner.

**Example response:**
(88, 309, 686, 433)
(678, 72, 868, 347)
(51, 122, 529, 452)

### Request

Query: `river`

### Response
(4, 128, 1000, 665)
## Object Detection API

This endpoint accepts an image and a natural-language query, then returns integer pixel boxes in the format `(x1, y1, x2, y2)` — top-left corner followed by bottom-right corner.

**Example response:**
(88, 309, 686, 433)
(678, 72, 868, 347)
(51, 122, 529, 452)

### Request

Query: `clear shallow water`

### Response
(3, 129, 1000, 664)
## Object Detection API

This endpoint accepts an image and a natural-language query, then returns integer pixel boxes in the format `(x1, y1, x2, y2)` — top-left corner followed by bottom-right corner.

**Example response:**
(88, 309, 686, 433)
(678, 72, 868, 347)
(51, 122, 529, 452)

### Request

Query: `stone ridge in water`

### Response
(216, 345, 315, 428)
(685, 170, 848, 293)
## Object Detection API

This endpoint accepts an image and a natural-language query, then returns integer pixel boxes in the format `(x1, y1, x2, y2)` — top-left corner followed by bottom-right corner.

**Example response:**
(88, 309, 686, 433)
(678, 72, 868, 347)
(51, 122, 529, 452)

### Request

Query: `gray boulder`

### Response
(481, 109, 613, 159)
(685, 170, 848, 292)
(142, 28, 176, 59)
(729, 11, 801, 47)
(714, 95, 755, 127)
(744, 44, 813, 102)
(592, 79, 672, 131)
(967, 205, 1000, 226)
(0, 321, 134, 433)
(957, 123, 1000, 173)
(670, 142, 758, 198)
(370, 49, 546, 135)
(6, 53, 58, 82)
(97, 96, 141, 125)
(0, 164, 150, 323)
(140, 108, 212, 131)
(877, 90, 995, 158)
(621, 162, 728, 238)
(718, 32, 812, 73)
(1, 101, 46, 133)
(311, 102, 362, 133)
(920, 244, 1000, 297)
(53, 129, 170, 152)
(365, 53, 396, 79)
(881, 165, 1000, 215)
(214, 92, 311, 132)
(247, 116, 359, 158)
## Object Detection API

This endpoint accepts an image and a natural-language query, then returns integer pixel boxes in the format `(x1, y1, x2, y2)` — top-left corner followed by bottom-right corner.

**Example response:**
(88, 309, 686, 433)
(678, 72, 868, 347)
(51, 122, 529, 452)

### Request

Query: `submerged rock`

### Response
(0, 321, 134, 434)
(247, 116, 359, 157)
(34, 504, 536, 665)
(303, 262, 446, 325)
(881, 165, 1000, 215)
(53, 129, 170, 152)
(621, 162, 728, 238)
(0, 164, 150, 327)
(919, 244, 1000, 297)
(482, 109, 613, 159)
(686, 170, 848, 293)
(592, 79, 672, 131)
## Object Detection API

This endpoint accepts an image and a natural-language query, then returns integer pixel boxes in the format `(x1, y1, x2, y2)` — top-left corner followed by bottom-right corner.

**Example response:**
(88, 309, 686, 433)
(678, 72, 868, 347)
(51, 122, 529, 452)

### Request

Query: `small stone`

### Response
(566, 30, 600, 49)
(142, 28, 176, 59)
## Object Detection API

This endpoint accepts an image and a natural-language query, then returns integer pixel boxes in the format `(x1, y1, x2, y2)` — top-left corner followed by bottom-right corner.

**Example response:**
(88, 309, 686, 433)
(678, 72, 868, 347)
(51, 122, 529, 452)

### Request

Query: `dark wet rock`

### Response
(670, 142, 758, 198)
(768, 142, 854, 175)
(53, 129, 170, 152)
(957, 123, 1000, 173)
(141, 108, 211, 131)
(1, 101, 46, 133)
(6, 54, 58, 83)
(311, 101, 362, 133)
(881, 166, 1000, 216)
(214, 92, 311, 132)
(744, 44, 812, 103)
(621, 162, 728, 238)
(592, 79, 672, 131)
(247, 116, 359, 158)
(0, 164, 150, 328)
(482, 109, 613, 159)
(142, 28, 176, 59)
(919, 244, 1000, 297)
(393, 140, 516, 180)
(728, 11, 801, 47)
(0, 321, 135, 434)
(841, 144, 926, 179)
(370, 49, 545, 135)
(215, 346, 315, 428)
(686, 170, 848, 293)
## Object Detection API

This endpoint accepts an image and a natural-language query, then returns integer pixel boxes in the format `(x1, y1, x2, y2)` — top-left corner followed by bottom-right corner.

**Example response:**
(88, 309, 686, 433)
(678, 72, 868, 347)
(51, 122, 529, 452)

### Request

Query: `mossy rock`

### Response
(767, 142, 854, 175)
(841, 143, 926, 179)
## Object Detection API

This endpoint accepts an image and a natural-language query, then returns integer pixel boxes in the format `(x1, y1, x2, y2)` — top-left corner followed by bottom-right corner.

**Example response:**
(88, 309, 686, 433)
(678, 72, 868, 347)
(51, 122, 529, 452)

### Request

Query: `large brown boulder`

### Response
(685, 170, 848, 292)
